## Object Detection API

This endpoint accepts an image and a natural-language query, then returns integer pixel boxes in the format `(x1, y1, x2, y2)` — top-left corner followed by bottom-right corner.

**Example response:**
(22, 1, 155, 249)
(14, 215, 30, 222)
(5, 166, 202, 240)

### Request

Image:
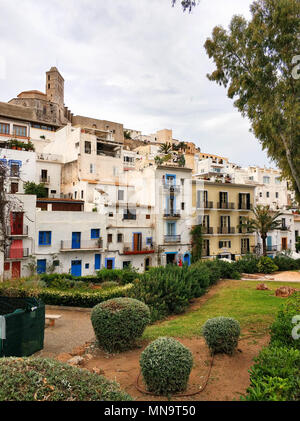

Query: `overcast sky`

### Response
(0, 0, 275, 168)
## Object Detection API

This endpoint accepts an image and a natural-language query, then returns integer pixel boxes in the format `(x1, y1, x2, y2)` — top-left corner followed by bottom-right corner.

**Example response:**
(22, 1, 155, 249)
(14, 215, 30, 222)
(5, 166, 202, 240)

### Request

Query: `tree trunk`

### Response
(280, 135, 300, 201)
(262, 235, 267, 257)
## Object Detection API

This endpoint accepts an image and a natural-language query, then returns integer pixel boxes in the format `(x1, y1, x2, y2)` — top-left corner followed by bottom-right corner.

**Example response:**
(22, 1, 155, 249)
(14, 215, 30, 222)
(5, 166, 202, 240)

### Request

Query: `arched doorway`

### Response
(145, 257, 151, 271)
(183, 253, 191, 266)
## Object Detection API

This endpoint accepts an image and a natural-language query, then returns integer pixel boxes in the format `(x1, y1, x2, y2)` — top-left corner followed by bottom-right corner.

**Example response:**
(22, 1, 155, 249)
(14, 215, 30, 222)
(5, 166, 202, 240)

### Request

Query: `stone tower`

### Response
(46, 67, 64, 106)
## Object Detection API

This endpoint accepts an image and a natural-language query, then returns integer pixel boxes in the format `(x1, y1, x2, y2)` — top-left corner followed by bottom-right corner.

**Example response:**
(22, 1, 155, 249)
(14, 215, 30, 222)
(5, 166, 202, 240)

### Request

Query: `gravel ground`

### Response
(35, 308, 95, 358)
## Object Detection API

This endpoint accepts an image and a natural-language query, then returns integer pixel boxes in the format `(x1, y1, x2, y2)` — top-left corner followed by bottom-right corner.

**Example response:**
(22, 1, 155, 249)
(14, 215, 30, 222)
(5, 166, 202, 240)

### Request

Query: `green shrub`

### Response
(0, 281, 133, 308)
(244, 346, 300, 401)
(140, 337, 193, 395)
(0, 358, 131, 401)
(91, 298, 150, 352)
(257, 256, 278, 274)
(202, 317, 241, 355)
(273, 255, 300, 271)
(100, 281, 120, 289)
(235, 254, 259, 274)
(270, 292, 300, 350)
(199, 260, 221, 285)
(215, 260, 241, 280)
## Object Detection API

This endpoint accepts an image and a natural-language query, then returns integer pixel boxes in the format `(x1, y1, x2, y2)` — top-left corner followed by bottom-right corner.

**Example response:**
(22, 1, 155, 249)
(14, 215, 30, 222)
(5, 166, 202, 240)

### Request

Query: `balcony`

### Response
(163, 184, 181, 194)
(280, 225, 289, 231)
(217, 202, 235, 210)
(164, 235, 181, 243)
(5, 247, 29, 260)
(197, 201, 214, 209)
(267, 245, 279, 252)
(241, 248, 250, 255)
(40, 176, 50, 184)
(217, 227, 235, 234)
(60, 239, 103, 251)
(238, 203, 253, 211)
(163, 209, 181, 218)
(123, 243, 155, 255)
(202, 227, 214, 235)
(7, 225, 28, 237)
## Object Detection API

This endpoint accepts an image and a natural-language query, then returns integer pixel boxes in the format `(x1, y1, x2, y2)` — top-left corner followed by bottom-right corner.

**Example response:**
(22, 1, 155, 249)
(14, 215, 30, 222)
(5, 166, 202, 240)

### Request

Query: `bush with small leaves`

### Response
(91, 298, 150, 353)
(140, 337, 193, 395)
(100, 281, 119, 289)
(202, 317, 241, 355)
(257, 256, 278, 274)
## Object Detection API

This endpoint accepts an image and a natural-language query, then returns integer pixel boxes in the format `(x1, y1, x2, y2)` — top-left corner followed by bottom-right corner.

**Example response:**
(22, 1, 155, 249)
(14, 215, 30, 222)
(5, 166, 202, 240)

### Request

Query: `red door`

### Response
(11, 261, 21, 279)
(11, 212, 23, 235)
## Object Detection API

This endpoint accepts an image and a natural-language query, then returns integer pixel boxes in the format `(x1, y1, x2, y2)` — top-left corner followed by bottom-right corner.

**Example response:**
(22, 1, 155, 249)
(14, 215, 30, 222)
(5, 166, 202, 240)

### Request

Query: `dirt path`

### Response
(35, 308, 94, 358)
(241, 271, 300, 283)
(79, 334, 269, 401)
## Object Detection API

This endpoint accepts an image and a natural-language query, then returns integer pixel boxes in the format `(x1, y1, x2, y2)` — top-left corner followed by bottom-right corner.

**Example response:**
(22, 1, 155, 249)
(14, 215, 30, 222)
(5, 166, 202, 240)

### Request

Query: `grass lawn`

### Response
(143, 280, 298, 340)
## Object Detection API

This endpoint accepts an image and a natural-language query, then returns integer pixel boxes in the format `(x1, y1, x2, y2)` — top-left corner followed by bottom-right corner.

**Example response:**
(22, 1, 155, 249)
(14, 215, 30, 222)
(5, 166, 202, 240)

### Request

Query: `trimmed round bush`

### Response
(202, 317, 241, 355)
(91, 297, 150, 352)
(0, 357, 132, 401)
(140, 337, 193, 395)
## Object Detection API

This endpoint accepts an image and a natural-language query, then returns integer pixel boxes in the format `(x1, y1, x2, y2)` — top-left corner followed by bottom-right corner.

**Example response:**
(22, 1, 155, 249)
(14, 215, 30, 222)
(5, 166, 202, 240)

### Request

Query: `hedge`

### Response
(0, 282, 133, 308)
(0, 358, 132, 401)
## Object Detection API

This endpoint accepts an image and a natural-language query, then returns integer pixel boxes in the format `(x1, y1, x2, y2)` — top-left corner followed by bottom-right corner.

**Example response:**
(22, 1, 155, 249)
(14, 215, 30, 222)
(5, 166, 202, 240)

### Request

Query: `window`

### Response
(118, 190, 124, 201)
(91, 229, 100, 239)
(219, 241, 231, 248)
(266, 192, 270, 198)
(85, 263, 89, 269)
(90, 164, 94, 174)
(0, 123, 9, 134)
(124, 209, 136, 220)
(107, 234, 113, 243)
(117, 233, 123, 243)
(13, 125, 27, 137)
(85, 141, 91, 154)
(10, 163, 20, 177)
(51, 190, 57, 194)
(181, 202, 185, 211)
(39, 231, 52, 246)
(10, 183, 18, 194)
(276, 192, 279, 198)
(259, 192, 263, 198)
(109, 212, 114, 217)
(263, 176, 270, 184)
(275, 177, 281, 184)
(123, 261, 131, 269)
(146, 237, 153, 245)
(41, 169, 48, 182)
(37, 260, 47, 274)
(146, 214, 151, 220)
(81, 190, 84, 199)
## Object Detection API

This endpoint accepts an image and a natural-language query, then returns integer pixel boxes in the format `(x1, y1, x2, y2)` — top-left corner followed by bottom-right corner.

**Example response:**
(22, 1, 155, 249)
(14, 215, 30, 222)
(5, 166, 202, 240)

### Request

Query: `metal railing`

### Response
(163, 184, 181, 193)
(7, 225, 28, 236)
(123, 243, 155, 254)
(5, 248, 29, 259)
(197, 201, 214, 209)
(60, 239, 103, 250)
(238, 203, 253, 210)
(217, 202, 235, 210)
(163, 209, 181, 218)
(218, 227, 235, 234)
(202, 226, 214, 235)
(40, 176, 50, 184)
(164, 235, 181, 243)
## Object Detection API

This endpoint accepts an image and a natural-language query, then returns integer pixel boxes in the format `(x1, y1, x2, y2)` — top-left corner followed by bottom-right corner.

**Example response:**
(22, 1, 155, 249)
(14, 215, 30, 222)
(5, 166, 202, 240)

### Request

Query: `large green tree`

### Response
(204, 0, 300, 202)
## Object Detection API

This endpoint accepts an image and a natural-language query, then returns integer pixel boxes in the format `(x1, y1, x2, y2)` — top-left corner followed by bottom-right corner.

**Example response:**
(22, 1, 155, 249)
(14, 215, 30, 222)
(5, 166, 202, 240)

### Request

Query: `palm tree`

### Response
(178, 142, 187, 152)
(238, 205, 284, 256)
(159, 142, 172, 154)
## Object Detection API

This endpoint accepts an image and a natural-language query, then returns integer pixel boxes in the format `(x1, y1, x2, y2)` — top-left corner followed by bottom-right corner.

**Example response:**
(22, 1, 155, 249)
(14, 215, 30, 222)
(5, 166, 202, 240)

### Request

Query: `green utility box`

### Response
(0, 297, 45, 357)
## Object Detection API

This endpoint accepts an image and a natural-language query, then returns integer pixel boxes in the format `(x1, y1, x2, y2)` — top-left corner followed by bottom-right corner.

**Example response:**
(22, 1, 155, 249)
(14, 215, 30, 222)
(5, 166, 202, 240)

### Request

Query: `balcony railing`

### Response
(5, 248, 29, 259)
(202, 226, 214, 234)
(238, 203, 253, 210)
(163, 210, 181, 218)
(7, 225, 28, 236)
(123, 243, 155, 255)
(217, 202, 235, 210)
(163, 184, 181, 193)
(267, 245, 279, 252)
(40, 176, 50, 184)
(280, 225, 289, 231)
(241, 248, 250, 255)
(197, 201, 214, 209)
(218, 227, 235, 234)
(60, 239, 103, 251)
(164, 235, 181, 243)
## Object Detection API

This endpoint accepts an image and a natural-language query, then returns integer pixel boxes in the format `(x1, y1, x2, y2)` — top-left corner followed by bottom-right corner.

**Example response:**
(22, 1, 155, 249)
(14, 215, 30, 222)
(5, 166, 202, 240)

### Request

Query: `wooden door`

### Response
(12, 261, 21, 279)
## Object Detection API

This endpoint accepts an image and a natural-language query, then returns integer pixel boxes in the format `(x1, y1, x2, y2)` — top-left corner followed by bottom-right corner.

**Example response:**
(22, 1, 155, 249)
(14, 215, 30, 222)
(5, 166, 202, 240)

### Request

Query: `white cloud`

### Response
(0, 0, 274, 168)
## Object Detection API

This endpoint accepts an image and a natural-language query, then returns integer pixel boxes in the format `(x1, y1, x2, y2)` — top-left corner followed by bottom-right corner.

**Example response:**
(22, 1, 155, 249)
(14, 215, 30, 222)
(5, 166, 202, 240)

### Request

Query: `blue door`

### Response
(37, 259, 46, 274)
(183, 253, 191, 266)
(267, 236, 272, 251)
(95, 254, 101, 270)
(72, 232, 81, 249)
(71, 260, 82, 277)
